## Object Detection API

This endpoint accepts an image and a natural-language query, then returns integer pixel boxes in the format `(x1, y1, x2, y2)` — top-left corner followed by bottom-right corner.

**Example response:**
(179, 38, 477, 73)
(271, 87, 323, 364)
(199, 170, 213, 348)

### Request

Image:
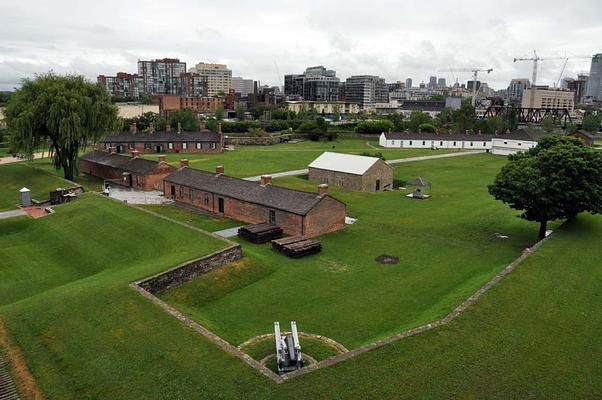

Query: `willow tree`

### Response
(5, 74, 119, 180)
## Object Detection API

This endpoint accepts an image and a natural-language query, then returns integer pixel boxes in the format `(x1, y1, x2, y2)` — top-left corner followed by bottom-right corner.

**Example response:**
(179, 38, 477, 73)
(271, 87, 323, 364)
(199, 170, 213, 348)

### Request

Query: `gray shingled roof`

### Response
(383, 131, 496, 141)
(101, 130, 221, 143)
(383, 128, 549, 142)
(80, 150, 166, 175)
(164, 167, 341, 215)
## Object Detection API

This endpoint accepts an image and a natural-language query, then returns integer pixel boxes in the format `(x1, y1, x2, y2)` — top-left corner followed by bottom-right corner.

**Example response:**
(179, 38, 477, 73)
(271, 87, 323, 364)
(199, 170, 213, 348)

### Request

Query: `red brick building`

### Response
(101, 125, 223, 154)
(164, 167, 346, 237)
(80, 150, 176, 191)
(152, 94, 226, 115)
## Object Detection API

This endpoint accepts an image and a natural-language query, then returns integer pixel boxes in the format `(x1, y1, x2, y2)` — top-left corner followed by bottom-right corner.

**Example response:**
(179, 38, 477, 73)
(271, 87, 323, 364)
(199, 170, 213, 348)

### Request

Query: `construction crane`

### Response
(513, 51, 591, 107)
(513, 50, 591, 87)
(442, 68, 494, 106)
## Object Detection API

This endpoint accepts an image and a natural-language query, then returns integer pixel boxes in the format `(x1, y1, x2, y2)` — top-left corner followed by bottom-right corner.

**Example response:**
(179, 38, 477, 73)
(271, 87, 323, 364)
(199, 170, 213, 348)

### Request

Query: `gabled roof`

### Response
(308, 152, 386, 175)
(164, 168, 342, 215)
(575, 130, 596, 139)
(382, 131, 495, 141)
(101, 130, 221, 143)
(80, 150, 171, 175)
(495, 127, 547, 141)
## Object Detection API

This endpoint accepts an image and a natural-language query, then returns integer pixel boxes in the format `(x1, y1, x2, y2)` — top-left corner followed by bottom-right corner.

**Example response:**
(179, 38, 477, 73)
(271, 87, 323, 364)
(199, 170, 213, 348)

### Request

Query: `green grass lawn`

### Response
(1, 153, 601, 398)
(27, 157, 105, 192)
(141, 138, 462, 177)
(137, 204, 242, 232)
(0, 163, 75, 211)
(158, 154, 543, 349)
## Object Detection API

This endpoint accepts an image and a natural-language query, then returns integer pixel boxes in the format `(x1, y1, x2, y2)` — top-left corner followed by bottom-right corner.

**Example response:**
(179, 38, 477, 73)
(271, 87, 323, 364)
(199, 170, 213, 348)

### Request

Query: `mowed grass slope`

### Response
(0, 157, 601, 398)
(0, 163, 73, 211)
(141, 138, 462, 177)
(0, 195, 226, 306)
(160, 154, 541, 348)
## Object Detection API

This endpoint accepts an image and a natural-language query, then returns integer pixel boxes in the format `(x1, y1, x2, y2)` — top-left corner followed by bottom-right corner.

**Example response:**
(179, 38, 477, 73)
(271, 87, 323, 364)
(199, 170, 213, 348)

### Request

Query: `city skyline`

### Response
(1, 0, 601, 91)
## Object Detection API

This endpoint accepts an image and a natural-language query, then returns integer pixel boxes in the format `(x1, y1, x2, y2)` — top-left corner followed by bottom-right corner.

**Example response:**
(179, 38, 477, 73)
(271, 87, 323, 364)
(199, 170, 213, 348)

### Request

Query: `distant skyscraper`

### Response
(508, 78, 531, 102)
(284, 66, 340, 101)
(428, 76, 437, 89)
(585, 53, 602, 102)
(188, 62, 232, 97)
(563, 74, 589, 104)
(437, 78, 446, 88)
(405, 78, 413, 88)
(231, 76, 254, 96)
(137, 58, 187, 96)
(344, 75, 388, 108)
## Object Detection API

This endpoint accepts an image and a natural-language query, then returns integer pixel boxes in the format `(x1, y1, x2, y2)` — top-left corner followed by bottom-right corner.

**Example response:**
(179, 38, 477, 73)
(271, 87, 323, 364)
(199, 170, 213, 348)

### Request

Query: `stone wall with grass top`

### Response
(137, 245, 243, 294)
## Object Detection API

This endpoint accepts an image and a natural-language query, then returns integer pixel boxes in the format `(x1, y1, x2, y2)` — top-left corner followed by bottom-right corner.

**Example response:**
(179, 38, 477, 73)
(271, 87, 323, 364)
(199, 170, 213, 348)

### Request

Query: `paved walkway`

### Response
(244, 169, 310, 181)
(213, 226, 243, 238)
(0, 151, 47, 165)
(0, 209, 26, 220)
(243, 151, 485, 181)
(107, 188, 166, 205)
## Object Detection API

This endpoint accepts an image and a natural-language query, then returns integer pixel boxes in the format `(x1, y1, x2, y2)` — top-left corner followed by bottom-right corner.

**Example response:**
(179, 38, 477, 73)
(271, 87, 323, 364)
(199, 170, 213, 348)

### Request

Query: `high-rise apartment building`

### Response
(180, 73, 207, 98)
(507, 78, 531, 102)
(137, 58, 187, 95)
(344, 75, 388, 108)
(562, 74, 589, 104)
(284, 66, 340, 101)
(585, 53, 602, 102)
(405, 78, 413, 89)
(231, 76, 255, 96)
(97, 72, 144, 98)
(428, 76, 438, 89)
(188, 63, 232, 97)
(437, 78, 446, 88)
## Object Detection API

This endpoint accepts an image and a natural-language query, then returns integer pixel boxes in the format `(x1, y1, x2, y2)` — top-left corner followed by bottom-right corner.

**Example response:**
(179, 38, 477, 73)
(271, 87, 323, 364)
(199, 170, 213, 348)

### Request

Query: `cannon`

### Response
(274, 321, 304, 374)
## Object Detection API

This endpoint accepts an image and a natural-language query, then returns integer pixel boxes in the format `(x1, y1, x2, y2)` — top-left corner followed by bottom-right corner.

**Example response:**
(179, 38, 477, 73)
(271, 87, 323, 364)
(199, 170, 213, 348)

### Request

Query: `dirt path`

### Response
(0, 320, 44, 400)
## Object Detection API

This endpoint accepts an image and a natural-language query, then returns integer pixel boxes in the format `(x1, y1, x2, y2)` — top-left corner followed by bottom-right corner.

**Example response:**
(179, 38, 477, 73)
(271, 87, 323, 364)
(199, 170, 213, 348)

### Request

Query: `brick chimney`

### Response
(166, 124, 172, 133)
(260, 175, 272, 186)
(158, 155, 167, 162)
(130, 123, 138, 134)
(218, 122, 222, 134)
(149, 122, 155, 133)
(131, 150, 140, 158)
(478, 130, 482, 135)
(318, 184, 329, 195)
(215, 165, 224, 174)
(180, 159, 189, 168)
(199, 121, 206, 131)
(177, 122, 182, 133)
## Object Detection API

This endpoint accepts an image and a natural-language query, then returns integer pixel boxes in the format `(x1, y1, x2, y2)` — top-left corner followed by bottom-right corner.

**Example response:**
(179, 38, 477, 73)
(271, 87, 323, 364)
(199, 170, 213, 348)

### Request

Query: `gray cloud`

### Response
(0, 0, 600, 91)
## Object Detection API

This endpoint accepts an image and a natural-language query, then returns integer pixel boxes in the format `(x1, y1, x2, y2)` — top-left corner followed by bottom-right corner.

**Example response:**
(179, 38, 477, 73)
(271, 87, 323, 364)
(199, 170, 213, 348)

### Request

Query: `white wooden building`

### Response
(379, 128, 548, 155)
(490, 128, 547, 155)
(379, 132, 494, 150)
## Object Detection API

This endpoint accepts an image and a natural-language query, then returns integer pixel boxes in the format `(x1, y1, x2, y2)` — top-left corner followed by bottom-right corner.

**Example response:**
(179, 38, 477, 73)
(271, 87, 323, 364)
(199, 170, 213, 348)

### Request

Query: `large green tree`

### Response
(489, 136, 602, 240)
(582, 113, 601, 133)
(5, 74, 118, 180)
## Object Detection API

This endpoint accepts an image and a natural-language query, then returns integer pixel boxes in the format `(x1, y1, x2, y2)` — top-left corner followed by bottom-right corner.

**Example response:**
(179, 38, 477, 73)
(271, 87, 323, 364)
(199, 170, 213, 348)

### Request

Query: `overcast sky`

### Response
(1, 0, 600, 91)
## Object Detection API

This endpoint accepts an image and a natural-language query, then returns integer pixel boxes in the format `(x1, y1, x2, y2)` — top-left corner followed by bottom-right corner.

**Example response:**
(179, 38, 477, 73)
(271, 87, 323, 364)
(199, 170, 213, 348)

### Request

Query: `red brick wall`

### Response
(104, 140, 222, 154)
(303, 195, 346, 237)
(81, 159, 176, 191)
(163, 181, 337, 236)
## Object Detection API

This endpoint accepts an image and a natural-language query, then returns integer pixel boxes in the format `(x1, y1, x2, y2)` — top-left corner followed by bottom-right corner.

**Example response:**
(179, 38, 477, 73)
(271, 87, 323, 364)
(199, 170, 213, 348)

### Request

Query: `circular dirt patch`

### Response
(375, 255, 399, 264)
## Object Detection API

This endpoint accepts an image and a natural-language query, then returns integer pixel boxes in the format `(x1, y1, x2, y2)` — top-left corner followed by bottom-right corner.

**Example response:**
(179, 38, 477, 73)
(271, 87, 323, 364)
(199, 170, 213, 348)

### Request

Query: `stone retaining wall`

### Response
(224, 135, 290, 146)
(137, 245, 243, 294)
